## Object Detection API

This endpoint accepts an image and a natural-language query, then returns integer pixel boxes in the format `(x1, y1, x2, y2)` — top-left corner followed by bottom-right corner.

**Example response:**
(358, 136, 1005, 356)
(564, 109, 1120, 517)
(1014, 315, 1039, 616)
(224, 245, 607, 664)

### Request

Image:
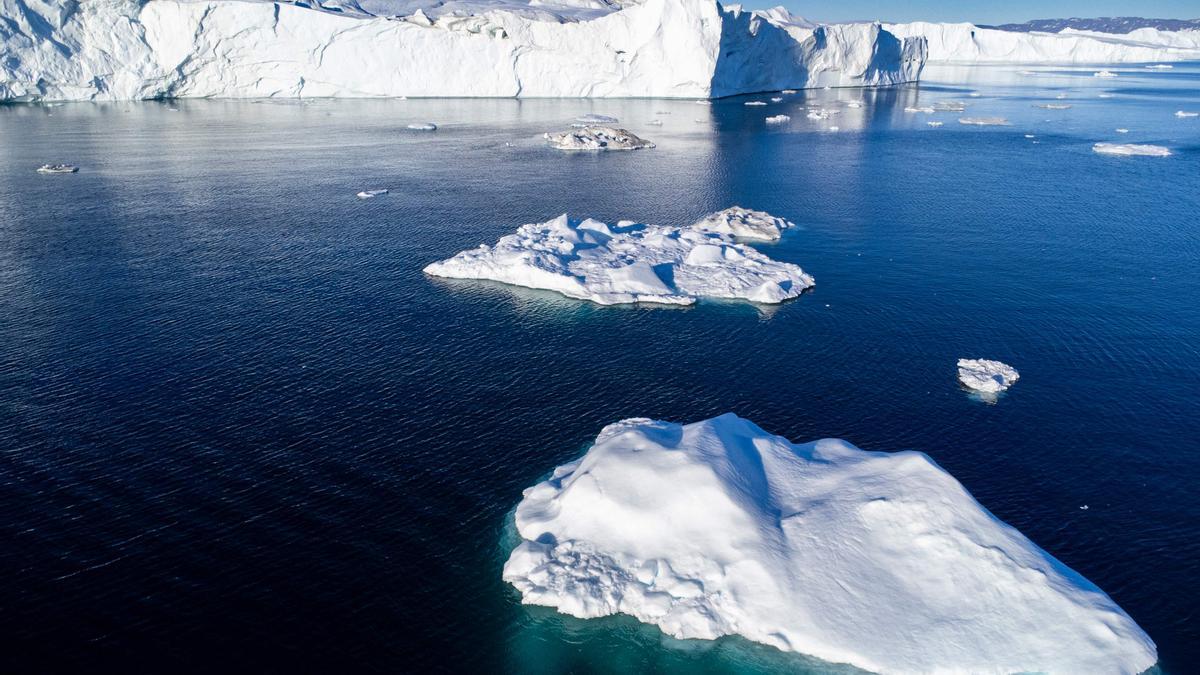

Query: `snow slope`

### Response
(504, 414, 1158, 674)
(885, 21, 1200, 63)
(423, 209, 813, 305)
(0, 0, 926, 101)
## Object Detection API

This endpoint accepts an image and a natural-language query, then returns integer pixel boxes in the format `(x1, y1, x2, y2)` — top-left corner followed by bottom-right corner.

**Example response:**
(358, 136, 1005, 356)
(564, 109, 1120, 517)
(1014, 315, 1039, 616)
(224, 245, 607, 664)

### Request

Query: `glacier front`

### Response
(886, 21, 1200, 63)
(0, 0, 926, 101)
(504, 414, 1158, 675)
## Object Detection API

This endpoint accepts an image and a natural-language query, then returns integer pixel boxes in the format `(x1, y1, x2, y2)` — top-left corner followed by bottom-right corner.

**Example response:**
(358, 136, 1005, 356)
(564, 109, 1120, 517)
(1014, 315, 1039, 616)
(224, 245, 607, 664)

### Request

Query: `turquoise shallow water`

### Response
(0, 63, 1197, 672)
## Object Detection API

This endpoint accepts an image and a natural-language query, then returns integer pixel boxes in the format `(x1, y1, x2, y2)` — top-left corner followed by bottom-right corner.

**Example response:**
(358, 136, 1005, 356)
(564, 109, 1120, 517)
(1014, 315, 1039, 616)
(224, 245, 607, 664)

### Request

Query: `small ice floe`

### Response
(770, 97, 783, 103)
(694, 99, 712, 105)
(745, 101, 768, 106)
(36, 163, 78, 174)
(1093, 143, 1171, 157)
(959, 117, 1010, 126)
(424, 209, 813, 305)
(927, 121, 943, 127)
(654, 110, 671, 115)
(1098, 93, 1114, 98)
(845, 101, 863, 108)
(646, 119, 664, 126)
(1145, 64, 1173, 70)
(1025, 134, 1036, 138)
(765, 114, 791, 124)
(1035, 103, 1072, 110)
(828, 126, 840, 132)
(969, 92, 982, 98)
(957, 358, 1019, 394)
(782, 89, 797, 94)
(544, 126, 655, 151)
(904, 106, 935, 114)
(573, 113, 619, 126)
(1094, 70, 1118, 78)
(407, 122, 437, 130)
(1176, 110, 1199, 118)
(1115, 128, 1129, 133)
(357, 189, 388, 199)
(1080, 505, 1090, 510)
(934, 101, 967, 112)
(1056, 93, 1069, 99)
(1019, 69, 1037, 75)
(807, 109, 837, 120)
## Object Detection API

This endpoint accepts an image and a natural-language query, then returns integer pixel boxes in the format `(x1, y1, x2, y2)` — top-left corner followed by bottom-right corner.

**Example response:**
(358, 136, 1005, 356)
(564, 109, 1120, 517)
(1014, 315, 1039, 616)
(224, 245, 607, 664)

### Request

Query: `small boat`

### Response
(357, 189, 389, 199)
(37, 163, 79, 174)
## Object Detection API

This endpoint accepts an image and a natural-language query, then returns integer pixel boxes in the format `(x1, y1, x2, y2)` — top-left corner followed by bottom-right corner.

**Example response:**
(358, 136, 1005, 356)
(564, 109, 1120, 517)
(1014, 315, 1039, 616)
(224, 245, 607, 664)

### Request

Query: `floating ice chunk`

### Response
(687, 207, 795, 242)
(1176, 110, 1199, 118)
(356, 189, 388, 199)
(1093, 142, 1172, 157)
(1116, 128, 1129, 133)
(765, 114, 791, 124)
(424, 210, 813, 305)
(1024, 134, 1036, 138)
(781, 89, 798, 94)
(959, 117, 1010, 126)
(36, 163, 78, 174)
(694, 100, 712, 105)
(745, 101, 768, 106)
(1035, 103, 1072, 109)
(827, 125, 840, 131)
(654, 110, 671, 115)
(968, 91, 982, 97)
(544, 126, 655, 151)
(844, 100, 863, 108)
(1056, 93, 1069, 99)
(646, 119, 664, 126)
(927, 121, 943, 127)
(574, 114, 619, 126)
(806, 109, 836, 120)
(934, 100, 967, 112)
(904, 106, 935, 113)
(503, 414, 1157, 675)
(407, 122, 437, 130)
(770, 97, 783, 102)
(1146, 64, 1173, 69)
(1098, 93, 1114, 98)
(1094, 70, 1119, 78)
(957, 358, 1019, 394)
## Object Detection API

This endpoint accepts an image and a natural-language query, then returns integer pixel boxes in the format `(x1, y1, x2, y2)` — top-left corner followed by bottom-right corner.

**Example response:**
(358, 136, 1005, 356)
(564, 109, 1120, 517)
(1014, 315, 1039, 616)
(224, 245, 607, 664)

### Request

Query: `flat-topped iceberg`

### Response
(886, 21, 1200, 63)
(959, 116, 1009, 126)
(544, 126, 655, 151)
(423, 209, 814, 305)
(504, 414, 1157, 674)
(957, 358, 1019, 393)
(1093, 143, 1172, 157)
(764, 114, 791, 124)
(0, 0, 925, 101)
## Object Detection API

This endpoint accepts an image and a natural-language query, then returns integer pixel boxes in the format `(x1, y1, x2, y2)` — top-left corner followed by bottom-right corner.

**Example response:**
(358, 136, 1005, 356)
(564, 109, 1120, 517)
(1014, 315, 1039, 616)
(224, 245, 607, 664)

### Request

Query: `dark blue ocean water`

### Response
(1, 63, 1198, 673)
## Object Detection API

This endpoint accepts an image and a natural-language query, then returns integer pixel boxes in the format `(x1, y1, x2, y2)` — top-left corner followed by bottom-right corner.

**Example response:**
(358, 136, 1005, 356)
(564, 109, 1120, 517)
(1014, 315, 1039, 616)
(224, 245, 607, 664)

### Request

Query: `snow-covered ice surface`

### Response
(503, 414, 1158, 675)
(423, 209, 814, 305)
(1093, 143, 1172, 157)
(544, 126, 654, 151)
(957, 358, 1019, 394)
(886, 21, 1200, 63)
(0, 0, 926, 101)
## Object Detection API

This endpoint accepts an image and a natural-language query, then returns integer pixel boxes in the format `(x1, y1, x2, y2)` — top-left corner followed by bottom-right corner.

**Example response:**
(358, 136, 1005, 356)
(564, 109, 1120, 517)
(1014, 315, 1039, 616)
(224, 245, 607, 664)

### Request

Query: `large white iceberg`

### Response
(423, 208, 814, 305)
(544, 126, 655, 151)
(957, 358, 1019, 393)
(504, 414, 1157, 674)
(885, 21, 1200, 63)
(0, 0, 925, 101)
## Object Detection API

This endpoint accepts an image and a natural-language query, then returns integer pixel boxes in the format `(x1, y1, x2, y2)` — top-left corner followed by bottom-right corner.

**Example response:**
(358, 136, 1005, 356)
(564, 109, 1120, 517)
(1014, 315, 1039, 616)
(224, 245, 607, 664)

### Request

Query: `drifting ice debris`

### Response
(745, 101, 768, 106)
(1146, 64, 1173, 69)
(957, 358, 1019, 394)
(765, 114, 791, 124)
(407, 122, 437, 130)
(934, 101, 967, 112)
(927, 121, 943, 127)
(1056, 93, 1069, 99)
(646, 119, 664, 126)
(845, 101, 863, 108)
(770, 97, 783, 102)
(782, 89, 798, 94)
(1098, 93, 1114, 98)
(807, 110, 837, 120)
(424, 210, 813, 305)
(1035, 103, 1072, 109)
(1094, 70, 1118, 78)
(573, 114, 619, 126)
(544, 126, 655, 151)
(36, 163, 78, 174)
(905, 106, 935, 113)
(1116, 128, 1129, 133)
(959, 117, 1010, 126)
(1176, 111, 1199, 118)
(1093, 143, 1171, 157)
(1024, 134, 1036, 138)
(356, 189, 388, 199)
(503, 413, 1157, 675)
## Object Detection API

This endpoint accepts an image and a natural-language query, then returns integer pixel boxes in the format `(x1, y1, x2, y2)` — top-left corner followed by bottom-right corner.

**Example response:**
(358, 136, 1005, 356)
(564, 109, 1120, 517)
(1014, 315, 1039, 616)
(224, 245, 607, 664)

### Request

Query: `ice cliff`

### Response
(0, 0, 926, 101)
(504, 414, 1158, 674)
(886, 21, 1200, 63)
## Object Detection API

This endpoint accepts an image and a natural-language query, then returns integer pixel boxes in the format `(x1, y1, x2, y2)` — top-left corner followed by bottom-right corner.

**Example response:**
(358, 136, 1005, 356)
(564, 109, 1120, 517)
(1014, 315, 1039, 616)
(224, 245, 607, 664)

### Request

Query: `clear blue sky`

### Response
(748, 0, 1200, 24)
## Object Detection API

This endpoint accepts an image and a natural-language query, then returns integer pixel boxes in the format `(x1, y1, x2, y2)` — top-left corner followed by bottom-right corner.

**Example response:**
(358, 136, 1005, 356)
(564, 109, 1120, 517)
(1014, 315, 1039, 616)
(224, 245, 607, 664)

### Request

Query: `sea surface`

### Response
(1, 63, 1198, 673)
